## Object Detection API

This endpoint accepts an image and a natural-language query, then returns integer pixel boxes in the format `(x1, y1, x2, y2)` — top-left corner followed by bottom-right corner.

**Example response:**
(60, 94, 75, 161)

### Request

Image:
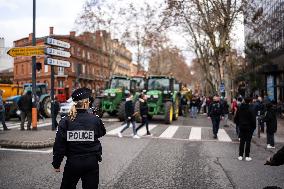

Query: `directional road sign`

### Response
(7, 46, 45, 57)
(45, 57, 71, 68)
(45, 47, 71, 58)
(45, 37, 70, 49)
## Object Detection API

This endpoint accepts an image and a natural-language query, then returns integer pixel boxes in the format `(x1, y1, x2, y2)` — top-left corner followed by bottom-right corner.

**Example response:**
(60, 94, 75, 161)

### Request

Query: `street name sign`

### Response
(45, 37, 70, 49)
(7, 46, 45, 57)
(45, 47, 71, 58)
(45, 57, 71, 68)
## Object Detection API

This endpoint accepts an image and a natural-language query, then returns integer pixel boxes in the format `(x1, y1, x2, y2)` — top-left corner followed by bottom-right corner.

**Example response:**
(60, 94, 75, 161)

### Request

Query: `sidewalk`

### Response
(0, 126, 55, 149)
(228, 118, 284, 149)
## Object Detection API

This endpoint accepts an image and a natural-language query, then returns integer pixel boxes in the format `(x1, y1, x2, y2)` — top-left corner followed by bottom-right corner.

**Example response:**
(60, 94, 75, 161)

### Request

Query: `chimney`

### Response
(70, 31, 76, 37)
(49, 27, 54, 35)
(28, 33, 33, 42)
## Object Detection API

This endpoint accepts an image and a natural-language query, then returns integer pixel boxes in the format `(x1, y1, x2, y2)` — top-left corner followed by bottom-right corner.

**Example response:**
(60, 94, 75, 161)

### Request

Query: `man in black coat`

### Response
(208, 95, 224, 139)
(17, 91, 33, 130)
(265, 146, 284, 166)
(118, 93, 139, 138)
(264, 102, 277, 148)
(135, 94, 151, 136)
(234, 98, 256, 161)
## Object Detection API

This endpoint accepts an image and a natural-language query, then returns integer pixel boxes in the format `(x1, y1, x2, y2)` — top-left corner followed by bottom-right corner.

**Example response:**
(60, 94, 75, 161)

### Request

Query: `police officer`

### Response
(52, 87, 106, 189)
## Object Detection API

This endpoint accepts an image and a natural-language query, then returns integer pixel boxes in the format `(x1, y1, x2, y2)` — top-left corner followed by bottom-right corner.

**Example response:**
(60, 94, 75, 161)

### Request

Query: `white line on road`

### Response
(137, 124, 157, 136)
(106, 126, 125, 135)
(217, 129, 232, 142)
(102, 118, 120, 122)
(159, 126, 179, 138)
(8, 122, 51, 129)
(0, 148, 53, 154)
(189, 127, 201, 140)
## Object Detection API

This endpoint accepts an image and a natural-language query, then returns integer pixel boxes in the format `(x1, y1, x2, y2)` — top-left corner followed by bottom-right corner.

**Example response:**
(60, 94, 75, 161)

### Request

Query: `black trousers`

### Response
(61, 155, 99, 189)
(211, 117, 221, 135)
(136, 116, 150, 134)
(239, 131, 253, 157)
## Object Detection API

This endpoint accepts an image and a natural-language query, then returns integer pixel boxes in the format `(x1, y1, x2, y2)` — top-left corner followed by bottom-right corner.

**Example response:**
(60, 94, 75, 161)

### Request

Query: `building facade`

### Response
(244, 0, 284, 102)
(13, 27, 133, 98)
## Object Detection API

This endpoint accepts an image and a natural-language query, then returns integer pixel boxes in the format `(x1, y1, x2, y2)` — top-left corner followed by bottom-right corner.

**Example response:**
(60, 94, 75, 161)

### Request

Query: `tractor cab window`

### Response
(148, 78, 170, 90)
(110, 79, 130, 90)
(133, 78, 144, 91)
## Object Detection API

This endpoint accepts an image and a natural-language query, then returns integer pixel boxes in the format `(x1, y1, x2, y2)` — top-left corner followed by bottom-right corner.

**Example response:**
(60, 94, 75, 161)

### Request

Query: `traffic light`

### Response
(36, 62, 42, 71)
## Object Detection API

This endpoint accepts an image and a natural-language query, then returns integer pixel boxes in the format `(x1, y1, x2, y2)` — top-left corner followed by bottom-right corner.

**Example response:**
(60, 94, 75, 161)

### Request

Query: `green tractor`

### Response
(145, 75, 181, 124)
(94, 75, 136, 121)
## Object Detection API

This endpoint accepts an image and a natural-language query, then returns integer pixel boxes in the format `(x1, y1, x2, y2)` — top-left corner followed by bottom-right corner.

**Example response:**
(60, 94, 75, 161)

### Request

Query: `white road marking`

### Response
(0, 148, 53, 154)
(10, 122, 51, 129)
(137, 124, 157, 136)
(189, 127, 202, 140)
(217, 129, 232, 142)
(159, 126, 179, 138)
(106, 126, 126, 135)
(102, 118, 120, 122)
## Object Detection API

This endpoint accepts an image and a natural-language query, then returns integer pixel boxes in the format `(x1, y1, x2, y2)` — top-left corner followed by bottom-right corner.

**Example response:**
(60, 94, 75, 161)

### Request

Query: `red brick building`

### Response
(13, 27, 132, 98)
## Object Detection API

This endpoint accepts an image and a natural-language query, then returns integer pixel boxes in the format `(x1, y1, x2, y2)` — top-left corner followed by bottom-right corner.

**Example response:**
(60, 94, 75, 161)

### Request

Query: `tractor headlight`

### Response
(163, 90, 168, 94)
(5, 101, 14, 104)
(104, 92, 108, 96)
(110, 93, 116, 97)
(153, 95, 159, 98)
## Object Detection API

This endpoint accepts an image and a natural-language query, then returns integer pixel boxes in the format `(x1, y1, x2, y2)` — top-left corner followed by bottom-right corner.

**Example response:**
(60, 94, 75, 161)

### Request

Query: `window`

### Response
(15, 65, 18, 75)
(87, 52, 91, 60)
(58, 80, 64, 88)
(82, 65, 85, 74)
(21, 64, 24, 74)
(58, 67, 64, 76)
(82, 50, 85, 58)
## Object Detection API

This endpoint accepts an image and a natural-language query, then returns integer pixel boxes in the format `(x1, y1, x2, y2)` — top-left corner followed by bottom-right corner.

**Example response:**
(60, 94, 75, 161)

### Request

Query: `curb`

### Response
(0, 139, 54, 149)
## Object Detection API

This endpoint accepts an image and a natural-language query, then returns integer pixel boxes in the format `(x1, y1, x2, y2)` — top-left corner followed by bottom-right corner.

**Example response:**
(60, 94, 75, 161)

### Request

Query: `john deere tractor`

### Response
(94, 75, 136, 121)
(145, 75, 181, 124)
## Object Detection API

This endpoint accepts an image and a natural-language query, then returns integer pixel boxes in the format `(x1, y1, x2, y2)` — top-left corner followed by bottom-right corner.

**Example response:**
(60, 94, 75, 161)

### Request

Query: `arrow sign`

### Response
(45, 47, 71, 58)
(45, 57, 71, 68)
(7, 46, 45, 57)
(45, 37, 70, 49)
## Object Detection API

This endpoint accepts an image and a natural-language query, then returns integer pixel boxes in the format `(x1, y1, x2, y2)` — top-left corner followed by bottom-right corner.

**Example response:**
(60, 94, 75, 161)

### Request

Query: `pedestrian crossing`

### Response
(4, 120, 52, 130)
(106, 124, 237, 142)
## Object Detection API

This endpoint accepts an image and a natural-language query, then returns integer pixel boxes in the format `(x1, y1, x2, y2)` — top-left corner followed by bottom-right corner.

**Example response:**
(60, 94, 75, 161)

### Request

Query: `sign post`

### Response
(44, 37, 71, 130)
(32, 0, 37, 130)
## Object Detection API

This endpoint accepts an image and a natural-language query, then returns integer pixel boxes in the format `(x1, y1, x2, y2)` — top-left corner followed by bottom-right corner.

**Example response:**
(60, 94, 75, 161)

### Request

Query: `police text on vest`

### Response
(67, 131, 94, 141)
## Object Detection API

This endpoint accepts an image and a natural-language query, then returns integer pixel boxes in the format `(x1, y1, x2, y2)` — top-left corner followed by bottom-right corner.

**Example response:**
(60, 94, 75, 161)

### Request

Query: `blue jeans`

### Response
(191, 106, 197, 118)
(121, 119, 137, 135)
(267, 133, 275, 146)
(211, 117, 220, 135)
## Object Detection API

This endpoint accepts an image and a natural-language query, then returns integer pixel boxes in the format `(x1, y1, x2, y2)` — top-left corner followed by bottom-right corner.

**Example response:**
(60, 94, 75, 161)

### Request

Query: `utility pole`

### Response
(32, 0, 37, 130)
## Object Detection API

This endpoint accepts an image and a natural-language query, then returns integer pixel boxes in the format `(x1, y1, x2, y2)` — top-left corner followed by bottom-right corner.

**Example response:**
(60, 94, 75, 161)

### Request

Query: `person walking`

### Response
(52, 87, 106, 189)
(190, 96, 198, 118)
(135, 94, 152, 136)
(264, 102, 277, 149)
(118, 93, 139, 138)
(208, 95, 224, 139)
(181, 95, 188, 117)
(222, 98, 229, 127)
(234, 98, 256, 161)
(17, 91, 32, 131)
(256, 97, 266, 133)
(0, 90, 9, 131)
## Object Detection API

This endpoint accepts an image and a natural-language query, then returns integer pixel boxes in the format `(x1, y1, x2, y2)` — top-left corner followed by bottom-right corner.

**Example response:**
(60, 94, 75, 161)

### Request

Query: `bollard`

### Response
(32, 107, 37, 130)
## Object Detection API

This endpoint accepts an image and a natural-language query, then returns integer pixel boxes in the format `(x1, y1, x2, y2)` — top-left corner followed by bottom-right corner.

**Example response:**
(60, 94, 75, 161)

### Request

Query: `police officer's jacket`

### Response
(52, 109, 106, 169)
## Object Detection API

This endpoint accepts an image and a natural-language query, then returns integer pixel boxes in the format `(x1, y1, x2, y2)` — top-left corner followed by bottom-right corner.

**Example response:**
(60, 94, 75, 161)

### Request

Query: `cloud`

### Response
(0, 0, 19, 10)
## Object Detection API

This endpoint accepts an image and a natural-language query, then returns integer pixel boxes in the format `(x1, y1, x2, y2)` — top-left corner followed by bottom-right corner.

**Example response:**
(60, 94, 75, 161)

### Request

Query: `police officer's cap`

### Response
(72, 87, 92, 101)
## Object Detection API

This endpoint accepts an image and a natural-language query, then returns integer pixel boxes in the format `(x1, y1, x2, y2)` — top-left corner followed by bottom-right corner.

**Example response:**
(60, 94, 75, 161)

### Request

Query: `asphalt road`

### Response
(0, 115, 283, 189)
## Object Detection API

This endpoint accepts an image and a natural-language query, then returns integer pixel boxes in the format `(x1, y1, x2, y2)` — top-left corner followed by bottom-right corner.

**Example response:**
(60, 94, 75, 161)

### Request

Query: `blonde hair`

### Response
(68, 98, 89, 121)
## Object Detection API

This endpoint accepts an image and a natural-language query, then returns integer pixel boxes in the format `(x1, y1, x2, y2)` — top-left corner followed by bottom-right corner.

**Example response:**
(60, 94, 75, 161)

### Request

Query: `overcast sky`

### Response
(0, 0, 244, 70)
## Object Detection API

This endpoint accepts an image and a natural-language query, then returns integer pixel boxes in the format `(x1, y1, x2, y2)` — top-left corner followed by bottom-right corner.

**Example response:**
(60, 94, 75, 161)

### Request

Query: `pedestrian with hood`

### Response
(135, 94, 152, 136)
(118, 93, 140, 138)
(52, 87, 106, 189)
(17, 91, 33, 131)
(235, 98, 256, 161)
(0, 89, 9, 131)
(208, 95, 224, 139)
(264, 102, 277, 149)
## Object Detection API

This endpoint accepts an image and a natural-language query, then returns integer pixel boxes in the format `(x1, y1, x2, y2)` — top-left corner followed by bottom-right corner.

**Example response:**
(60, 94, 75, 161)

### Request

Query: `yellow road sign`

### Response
(7, 46, 45, 57)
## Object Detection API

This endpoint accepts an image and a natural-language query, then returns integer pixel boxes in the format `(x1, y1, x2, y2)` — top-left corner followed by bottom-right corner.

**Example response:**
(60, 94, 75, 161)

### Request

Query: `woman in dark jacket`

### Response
(136, 94, 151, 136)
(264, 103, 277, 148)
(234, 98, 256, 161)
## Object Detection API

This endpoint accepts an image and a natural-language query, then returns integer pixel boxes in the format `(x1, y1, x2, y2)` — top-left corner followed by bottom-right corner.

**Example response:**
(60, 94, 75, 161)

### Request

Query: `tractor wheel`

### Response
(165, 101, 173, 124)
(134, 101, 141, 123)
(108, 111, 117, 117)
(42, 97, 51, 118)
(173, 98, 180, 121)
(93, 98, 104, 118)
(118, 101, 126, 121)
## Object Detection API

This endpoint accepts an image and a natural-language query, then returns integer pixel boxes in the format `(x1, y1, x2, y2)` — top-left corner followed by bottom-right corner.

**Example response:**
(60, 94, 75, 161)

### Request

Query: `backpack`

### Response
(211, 102, 221, 116)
